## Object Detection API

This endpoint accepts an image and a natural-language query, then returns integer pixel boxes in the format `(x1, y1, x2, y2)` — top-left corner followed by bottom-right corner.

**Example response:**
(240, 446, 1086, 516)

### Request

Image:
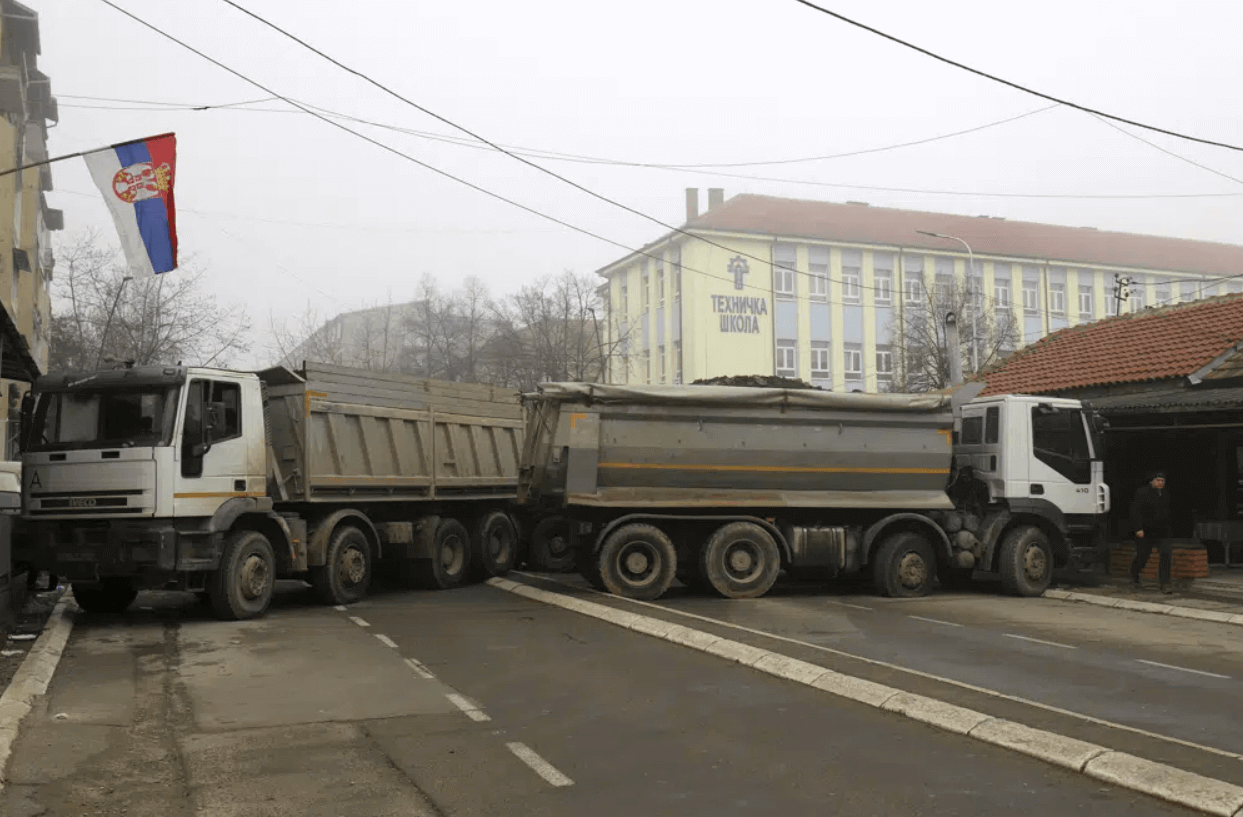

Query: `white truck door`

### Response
(173, 377, 256, 518)
(1028, 405, 1097, 516)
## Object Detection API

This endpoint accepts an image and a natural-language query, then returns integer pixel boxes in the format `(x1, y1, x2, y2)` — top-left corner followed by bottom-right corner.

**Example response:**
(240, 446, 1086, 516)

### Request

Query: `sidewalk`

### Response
(1048, 567, 1243, 624)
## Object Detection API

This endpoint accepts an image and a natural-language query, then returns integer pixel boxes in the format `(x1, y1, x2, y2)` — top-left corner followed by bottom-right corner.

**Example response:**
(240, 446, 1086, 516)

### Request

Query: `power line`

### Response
(790, 0, 1243, 154)
(1089, 114, 1243, 188)
(61, 90, 1243, 201)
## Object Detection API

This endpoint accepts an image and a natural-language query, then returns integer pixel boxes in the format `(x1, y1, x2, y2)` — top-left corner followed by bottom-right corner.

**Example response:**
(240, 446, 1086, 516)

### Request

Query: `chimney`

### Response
(708, 188, 725, 210)
(685, 188, 699, 222)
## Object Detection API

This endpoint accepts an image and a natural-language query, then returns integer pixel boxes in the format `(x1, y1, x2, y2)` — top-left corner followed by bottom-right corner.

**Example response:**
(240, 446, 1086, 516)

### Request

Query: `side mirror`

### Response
(18, 392, 33, 451)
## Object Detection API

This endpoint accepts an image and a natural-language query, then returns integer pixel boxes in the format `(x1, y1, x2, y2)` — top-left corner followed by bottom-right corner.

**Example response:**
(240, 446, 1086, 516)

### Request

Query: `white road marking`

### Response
(506, 742, 574, 787)
(829, 600, 874, 612)
(446, 692, 491, 722)
(1137, 659, 1230, 680)
(405, 658, 435, 679)
(1005, 633, 1078, 650)
(511, 572, 1243, 762)
(348, 616, 370, 628)
(908, 615, 963, 628)
(375, 634, 398, 649)
(334, 605, 347, 612)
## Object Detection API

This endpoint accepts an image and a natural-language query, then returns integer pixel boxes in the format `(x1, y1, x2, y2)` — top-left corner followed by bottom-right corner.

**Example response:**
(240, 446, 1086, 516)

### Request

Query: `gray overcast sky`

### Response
(36, 0, 1243, 367)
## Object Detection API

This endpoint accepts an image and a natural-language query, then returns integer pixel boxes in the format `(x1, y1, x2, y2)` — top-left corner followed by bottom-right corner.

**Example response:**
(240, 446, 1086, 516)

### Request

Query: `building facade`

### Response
(598, 190, 1243, 391)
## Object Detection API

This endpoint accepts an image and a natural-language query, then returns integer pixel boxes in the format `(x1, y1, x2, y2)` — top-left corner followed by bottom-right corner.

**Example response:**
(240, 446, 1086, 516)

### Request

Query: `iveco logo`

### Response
(68, 498, 97, 508)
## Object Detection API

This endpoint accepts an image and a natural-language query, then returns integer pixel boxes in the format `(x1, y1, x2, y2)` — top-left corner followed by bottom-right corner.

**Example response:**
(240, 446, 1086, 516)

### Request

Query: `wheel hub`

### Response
(896, 552, 928, 589)
(625, 550, 650, 574)
(239, 554, 269, 601)
(441, 536, 465, 572)
(724, 541, 763, 583)
(1023, 544, 1048, 581)
(548, 534, 569, 558)
(340, 546, 366, 586)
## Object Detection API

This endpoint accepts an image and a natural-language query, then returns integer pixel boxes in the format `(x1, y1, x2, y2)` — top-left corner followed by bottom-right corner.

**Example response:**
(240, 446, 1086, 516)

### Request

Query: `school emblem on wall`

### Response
(728, 256, 749, 290)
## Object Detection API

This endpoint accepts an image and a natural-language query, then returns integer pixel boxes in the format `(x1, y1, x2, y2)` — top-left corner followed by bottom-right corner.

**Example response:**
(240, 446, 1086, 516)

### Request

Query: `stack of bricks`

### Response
(1108, 544, 1209, 580)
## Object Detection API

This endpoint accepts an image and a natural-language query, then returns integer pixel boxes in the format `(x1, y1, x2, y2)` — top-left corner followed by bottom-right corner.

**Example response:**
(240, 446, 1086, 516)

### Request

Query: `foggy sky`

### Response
(36, 0, 1243, 368)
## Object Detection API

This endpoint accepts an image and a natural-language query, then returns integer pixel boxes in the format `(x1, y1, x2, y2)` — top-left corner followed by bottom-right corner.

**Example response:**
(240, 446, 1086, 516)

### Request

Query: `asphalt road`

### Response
(0, 578, 1219, 816)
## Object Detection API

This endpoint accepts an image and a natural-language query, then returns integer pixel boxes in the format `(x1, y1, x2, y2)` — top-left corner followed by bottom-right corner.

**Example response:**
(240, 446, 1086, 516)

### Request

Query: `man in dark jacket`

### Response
(1130, 471, 1172, 593)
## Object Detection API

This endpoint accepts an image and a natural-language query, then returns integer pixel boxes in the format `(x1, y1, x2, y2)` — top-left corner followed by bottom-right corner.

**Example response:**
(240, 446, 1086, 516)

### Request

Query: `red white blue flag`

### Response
(84, 132, 178, 276)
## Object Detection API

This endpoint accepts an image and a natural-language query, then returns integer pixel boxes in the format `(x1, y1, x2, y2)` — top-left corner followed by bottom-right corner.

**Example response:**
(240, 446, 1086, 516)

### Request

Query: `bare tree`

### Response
(50, 232, 251, 371)
(891, 276, 1019, 393)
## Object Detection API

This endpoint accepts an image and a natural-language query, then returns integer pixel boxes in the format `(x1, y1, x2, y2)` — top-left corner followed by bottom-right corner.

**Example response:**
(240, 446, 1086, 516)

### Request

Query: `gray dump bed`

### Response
(520, 383, 956, 510)
(262, 362, 524, 503)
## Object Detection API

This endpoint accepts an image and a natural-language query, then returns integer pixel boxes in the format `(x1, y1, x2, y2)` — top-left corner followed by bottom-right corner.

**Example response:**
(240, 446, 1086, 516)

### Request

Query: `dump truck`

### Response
(17, 361, 524, 619)
(518, 382, 1110, 600)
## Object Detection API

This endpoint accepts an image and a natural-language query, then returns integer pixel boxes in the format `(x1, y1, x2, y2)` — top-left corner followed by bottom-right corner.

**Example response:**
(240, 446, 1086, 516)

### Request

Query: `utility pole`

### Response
(1113, 274, 1132, 317)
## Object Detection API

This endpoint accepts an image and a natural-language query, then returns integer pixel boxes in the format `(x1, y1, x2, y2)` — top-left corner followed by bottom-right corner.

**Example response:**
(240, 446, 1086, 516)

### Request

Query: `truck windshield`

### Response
(29, 387, 181, 451)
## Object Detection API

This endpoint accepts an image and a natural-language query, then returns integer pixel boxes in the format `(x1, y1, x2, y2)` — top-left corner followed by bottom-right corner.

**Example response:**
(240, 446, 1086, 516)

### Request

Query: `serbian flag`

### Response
(83, 133, 178, 276)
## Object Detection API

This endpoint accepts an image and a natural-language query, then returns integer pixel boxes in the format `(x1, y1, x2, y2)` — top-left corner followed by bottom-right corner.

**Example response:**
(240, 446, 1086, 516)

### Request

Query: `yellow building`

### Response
(598, 190, 1243, 391)
(0, 2, 59, 453)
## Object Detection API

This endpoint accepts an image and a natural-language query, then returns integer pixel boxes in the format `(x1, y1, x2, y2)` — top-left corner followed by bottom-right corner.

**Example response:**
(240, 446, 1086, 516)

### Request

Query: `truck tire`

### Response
(700, 522, 781, 599)
(530, 516, 576, 572)
(598, 523, 677, 600)
(472, 511, 517, 579)
(210, 531, 276, 621)
(311, 525, 372, 606)
(412, 518, 471, 590)
(73, 578, 138, 615)
(872, 531, 935, 598)
(578, 550, 607, 590)
(999, 525, 1053, 597)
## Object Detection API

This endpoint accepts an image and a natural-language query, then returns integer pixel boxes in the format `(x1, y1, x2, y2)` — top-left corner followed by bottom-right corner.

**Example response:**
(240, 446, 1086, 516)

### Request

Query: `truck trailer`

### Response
(517, 382, 1110, 600)
(18, 361, 524, 619)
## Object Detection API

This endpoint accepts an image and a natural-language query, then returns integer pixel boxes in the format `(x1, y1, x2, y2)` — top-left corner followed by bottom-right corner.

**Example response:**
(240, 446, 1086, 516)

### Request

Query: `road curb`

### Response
(1044, 588, 1243, 626)
(491, 577, 1243, 816)
(0, 591, 75, 788)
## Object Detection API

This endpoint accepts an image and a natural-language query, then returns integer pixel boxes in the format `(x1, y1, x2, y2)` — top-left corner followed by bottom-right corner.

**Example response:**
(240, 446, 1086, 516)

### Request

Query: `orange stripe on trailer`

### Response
(597, 462, 947, 475)
(173, 492, 267, 499)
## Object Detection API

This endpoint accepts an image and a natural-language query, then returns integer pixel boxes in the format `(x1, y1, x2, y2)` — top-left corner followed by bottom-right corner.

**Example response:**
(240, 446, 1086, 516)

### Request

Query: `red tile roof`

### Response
(979, 293, 1243, 395)
(689, 195, 1243, 278)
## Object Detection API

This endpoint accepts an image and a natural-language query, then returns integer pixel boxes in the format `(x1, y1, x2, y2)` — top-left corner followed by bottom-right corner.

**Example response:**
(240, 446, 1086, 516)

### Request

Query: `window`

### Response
(843, 268, 861, 303)
(776, 343, 797, 377)
(876, 349, 893, 376)
(1131, 280, 1147, 311)
(29, 386, 180, 452)
(1049, 283, 1066, 314)
(874, 272, 892, 304)
(808, 246, 829, 301)
(904, 274, 924, 307)
(642, 350, 651, 384)
(1180, 280, 1198, 303)
(1229, 279, 1243, 294)
(658, 344, 666, 383)
(673, 341, 683, 384)
(985, 406, 1000, 444)
(641, 266, 650, 310)
(1155, 279, 1172, 304)
(673, 249, 682, 300)
(995, 282, 1011, 307)
(657, 268, 665, 309)
(774, 266, 796, 298)
(1078, 285, 1093, 318)
(961, 415, 983, 445)
(844, 348, 863, 377)
(207, 381, 242, 443)
(1031, 407, 1091, 485)
(1022, 283, 1039, 312)
(935, 275, 953, 304)
(811, 346, 830, 380)
(622, 354, 630, 383)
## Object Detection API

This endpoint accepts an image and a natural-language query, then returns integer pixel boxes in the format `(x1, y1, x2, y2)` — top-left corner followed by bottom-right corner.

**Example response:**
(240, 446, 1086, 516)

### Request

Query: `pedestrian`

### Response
(1130, 471, 1173, 594)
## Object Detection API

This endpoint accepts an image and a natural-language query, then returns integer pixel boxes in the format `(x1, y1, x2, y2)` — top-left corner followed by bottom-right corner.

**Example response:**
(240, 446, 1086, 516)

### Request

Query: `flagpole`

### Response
(0, 132, 175, 179)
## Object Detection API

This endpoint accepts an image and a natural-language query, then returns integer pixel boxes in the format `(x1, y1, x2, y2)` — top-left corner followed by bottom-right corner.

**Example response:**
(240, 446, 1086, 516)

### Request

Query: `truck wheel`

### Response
(530, 516, 576, 572)
(872, 531, 935, 598)
(473, 511, 517, 579)
(73, 578, 138, 615)
(413, 518, 471, 590)
(210, 531, 276, 621)
(578, 550, 607, 590)
(598, 523, 676, 600)
(312, 525, 372, 605)
(701, 522, 781, 599)
(999, 525, 1053, 597)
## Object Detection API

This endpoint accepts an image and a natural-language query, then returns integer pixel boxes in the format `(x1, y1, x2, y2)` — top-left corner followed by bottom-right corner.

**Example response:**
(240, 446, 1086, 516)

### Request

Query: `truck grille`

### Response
(28, 489, 145, 516)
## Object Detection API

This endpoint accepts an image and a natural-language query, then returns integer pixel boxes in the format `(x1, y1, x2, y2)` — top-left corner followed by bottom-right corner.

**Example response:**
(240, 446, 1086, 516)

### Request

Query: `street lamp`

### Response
(917, 230, 978, 373)
(96, 275, 134, 369)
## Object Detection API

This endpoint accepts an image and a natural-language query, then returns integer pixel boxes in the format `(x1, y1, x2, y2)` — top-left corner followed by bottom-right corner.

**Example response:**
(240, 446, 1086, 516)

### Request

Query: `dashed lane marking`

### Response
(348, 616, 370, 628)
(446, 692, 491, 722)
(375, 634, 398, 649)
(908, 615, 963, 628)
(405, 658, 435, 679)
(506, 742, 574, 787)
(1137, 659, 1230, 680)
(1005, 633, 1078, 650)
(828, 600, 874, 612)
(334, 605, 347, 612)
